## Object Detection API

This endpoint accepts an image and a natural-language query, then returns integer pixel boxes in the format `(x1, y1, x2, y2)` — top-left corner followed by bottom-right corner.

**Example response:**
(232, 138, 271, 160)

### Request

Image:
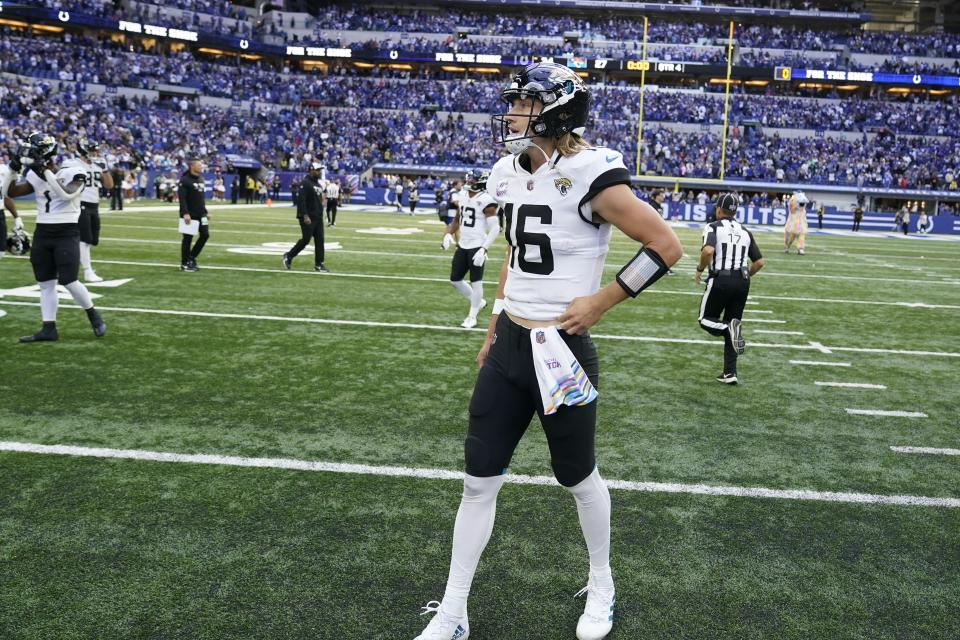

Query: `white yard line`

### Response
(809, 341, 833, 354)
(753, 330, 804, 335)
(2, 299, 958, 359)
(890, 446, 960, 457)
(743, 310, 774, 314)
(0, 441, 956, 508)
(815, 382, 887, 389)
(790, 360, 851, 367)
(5, 254, 957, 311)
(17, 234, 960, 287)
(846, 409, 928, 418)
(743, 319, 788, 324)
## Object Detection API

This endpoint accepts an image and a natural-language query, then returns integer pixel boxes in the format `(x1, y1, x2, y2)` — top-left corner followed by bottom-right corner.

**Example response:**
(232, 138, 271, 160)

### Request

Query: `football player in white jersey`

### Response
(441, 169, 499, 329)
(5, 133, 106, 342)
(62, 138, 114, 282)
(414, 64, 681, 640)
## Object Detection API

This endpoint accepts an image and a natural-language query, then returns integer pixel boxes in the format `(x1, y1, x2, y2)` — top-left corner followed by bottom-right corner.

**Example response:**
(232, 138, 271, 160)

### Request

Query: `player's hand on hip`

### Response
(558, 294, 604, 335)
(472, 247, 487, 267)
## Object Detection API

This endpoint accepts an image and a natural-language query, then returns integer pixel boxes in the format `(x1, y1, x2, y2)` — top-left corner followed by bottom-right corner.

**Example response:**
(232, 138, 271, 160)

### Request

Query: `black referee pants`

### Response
(699, 274, 749, 375)
(288, 217, 324, 265)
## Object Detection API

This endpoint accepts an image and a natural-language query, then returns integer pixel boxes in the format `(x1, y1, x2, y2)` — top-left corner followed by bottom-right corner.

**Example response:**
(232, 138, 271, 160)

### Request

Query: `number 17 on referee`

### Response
(694, 193, 765, 385)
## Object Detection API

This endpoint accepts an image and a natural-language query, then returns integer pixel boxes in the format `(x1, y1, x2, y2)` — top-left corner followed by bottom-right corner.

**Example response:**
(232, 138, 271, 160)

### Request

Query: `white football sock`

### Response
(79, 242, 92, 270)
(63, 280, 94, 310)
(441, 473, 506, 617)
(39, 279, 58, 322)
(468, 281, 484, 318)
(567, 467, 613, 588)
(450, 279, 472, 301)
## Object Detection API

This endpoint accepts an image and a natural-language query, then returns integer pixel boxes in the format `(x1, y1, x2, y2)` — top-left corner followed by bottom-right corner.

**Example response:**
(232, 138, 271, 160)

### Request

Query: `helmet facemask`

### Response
(491, 89, 549, 156)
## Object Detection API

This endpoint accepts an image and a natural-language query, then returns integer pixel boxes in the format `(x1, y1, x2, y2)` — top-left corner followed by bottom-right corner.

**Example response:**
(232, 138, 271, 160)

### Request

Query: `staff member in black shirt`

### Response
(694, 193, 765, 384)
(109, 165, 123, 210)
(282, 162, 329, 272)
(179, 158, 209, 272)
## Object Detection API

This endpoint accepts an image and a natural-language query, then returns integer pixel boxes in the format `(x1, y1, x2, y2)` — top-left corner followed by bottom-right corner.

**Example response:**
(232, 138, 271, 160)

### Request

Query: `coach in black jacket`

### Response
(179, 158, 208, 272)
(282, 162, 328, 272)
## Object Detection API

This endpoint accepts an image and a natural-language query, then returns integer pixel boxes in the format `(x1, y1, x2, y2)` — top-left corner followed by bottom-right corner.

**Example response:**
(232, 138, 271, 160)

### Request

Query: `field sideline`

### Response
(1, 201, 958, 639)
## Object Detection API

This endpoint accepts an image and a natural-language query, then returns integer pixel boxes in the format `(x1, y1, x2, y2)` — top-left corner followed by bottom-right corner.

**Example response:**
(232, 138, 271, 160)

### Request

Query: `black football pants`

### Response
(288, 217, 324, 265)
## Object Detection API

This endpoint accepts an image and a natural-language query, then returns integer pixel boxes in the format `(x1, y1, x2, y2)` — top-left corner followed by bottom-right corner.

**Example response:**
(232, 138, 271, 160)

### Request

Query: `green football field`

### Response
(1, 201, 958, 640)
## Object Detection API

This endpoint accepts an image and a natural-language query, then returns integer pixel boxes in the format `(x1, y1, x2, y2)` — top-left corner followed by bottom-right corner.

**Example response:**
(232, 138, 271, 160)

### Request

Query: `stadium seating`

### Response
(3, 2, 960, 193)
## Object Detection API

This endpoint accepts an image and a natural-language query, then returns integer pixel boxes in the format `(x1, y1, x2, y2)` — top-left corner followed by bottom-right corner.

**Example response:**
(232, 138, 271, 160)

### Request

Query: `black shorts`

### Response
(450, 246, 484, 283)
(78, 202, 100, 245)
(30, 223, 80, 284)
(465, 314, 600, 487)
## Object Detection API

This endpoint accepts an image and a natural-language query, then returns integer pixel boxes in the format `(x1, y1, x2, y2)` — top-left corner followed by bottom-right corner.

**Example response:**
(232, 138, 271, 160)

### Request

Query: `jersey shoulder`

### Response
(559, 147, 630, 194)
(473, 191, 497, 210)
(57, 166, 86, 183)
(61, 158, 87, 170)
(488, 154, 517, 184)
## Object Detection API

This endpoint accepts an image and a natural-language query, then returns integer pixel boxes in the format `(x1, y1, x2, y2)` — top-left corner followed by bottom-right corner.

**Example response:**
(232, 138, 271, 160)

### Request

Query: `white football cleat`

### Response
(460, 316, 478, 329)
(84, 269, 104, 283)
(574, 581, 615, 640)
(414, 601, 469, 640)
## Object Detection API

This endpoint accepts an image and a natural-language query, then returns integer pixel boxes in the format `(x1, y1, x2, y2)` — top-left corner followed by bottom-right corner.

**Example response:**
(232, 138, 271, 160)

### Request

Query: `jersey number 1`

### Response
(502, 203, 554, 275)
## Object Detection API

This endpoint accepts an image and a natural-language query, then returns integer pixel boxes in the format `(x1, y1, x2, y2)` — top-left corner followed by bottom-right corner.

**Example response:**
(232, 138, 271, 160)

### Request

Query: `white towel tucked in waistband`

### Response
(530, 326, 598, 416)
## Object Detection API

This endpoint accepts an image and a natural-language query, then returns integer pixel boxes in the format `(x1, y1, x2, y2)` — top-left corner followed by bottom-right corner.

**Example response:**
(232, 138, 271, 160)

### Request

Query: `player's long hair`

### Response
(556, 132, 590, 156)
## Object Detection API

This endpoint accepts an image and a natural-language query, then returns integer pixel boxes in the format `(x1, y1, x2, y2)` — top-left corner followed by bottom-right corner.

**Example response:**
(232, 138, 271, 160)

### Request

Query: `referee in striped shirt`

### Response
(695, 193, 765, 384)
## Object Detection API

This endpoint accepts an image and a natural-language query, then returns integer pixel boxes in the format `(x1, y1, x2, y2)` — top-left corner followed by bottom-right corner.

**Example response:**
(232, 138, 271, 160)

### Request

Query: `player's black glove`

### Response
(9, 155, 21, 173)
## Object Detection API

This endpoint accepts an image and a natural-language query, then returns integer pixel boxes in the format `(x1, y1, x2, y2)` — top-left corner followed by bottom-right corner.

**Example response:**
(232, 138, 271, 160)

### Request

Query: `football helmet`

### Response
(492, 62, 590, 155)
(76, 138, 99, 157)
(6, 228, 30, 255)
(464, 168, 489, 192)
(27, 132, 57, 164)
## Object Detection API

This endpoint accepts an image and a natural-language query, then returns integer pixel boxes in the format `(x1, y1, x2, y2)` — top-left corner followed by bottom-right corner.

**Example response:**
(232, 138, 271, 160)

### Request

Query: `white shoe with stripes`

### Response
(414, 601, 469, 640)
(575, 580, 615, 640)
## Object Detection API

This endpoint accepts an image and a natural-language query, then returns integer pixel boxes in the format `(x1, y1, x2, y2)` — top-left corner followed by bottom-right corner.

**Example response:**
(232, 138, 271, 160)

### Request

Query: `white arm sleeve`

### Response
(0, 166, 15, 200)
(43, 169, 83, 201)
(482, 213, 500, 250)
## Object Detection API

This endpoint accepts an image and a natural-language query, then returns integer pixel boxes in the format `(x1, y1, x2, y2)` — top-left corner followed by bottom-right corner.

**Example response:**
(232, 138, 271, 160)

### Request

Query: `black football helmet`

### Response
(464, 169, 489, 192)
(27, 132, 57, 163)
(77, 138, 99, 157)
(6, 228, 30, 255)
(491, 62, 590, 155)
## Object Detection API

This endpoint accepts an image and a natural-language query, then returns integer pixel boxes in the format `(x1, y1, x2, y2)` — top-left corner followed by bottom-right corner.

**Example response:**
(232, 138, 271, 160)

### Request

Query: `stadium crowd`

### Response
(29, 0, 960, 59)
(7, 32, 960, 138)
(1, 69, 957, 193)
